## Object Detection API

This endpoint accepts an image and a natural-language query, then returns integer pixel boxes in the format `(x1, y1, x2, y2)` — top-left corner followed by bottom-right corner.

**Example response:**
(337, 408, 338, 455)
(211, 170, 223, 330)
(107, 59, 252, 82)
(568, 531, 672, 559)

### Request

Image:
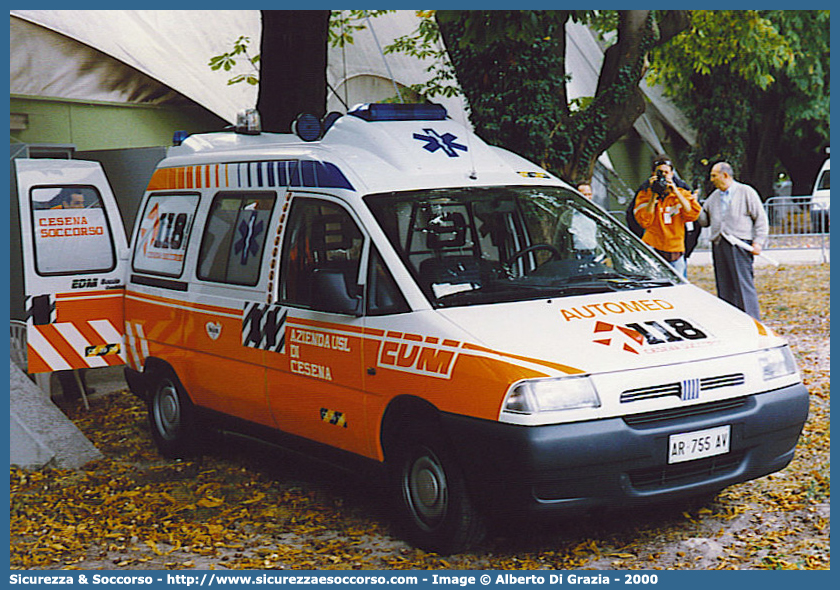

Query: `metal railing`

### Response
(763, 196, 829, 262)
(10, 320, 52, 398)
(611, 197, 829, 263)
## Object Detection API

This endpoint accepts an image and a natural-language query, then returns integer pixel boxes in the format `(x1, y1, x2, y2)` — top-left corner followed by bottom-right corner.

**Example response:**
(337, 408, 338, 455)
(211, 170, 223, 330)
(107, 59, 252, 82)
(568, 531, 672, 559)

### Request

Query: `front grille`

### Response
(628, 451, 745, 490)
(623, 397, 749, 427)
(621, 373, 745, 404)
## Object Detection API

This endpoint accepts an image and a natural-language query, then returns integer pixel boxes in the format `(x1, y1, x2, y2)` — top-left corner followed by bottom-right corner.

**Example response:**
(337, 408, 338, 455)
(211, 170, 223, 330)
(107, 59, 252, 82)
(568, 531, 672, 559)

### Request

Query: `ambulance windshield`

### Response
(365, 186, 682, 307)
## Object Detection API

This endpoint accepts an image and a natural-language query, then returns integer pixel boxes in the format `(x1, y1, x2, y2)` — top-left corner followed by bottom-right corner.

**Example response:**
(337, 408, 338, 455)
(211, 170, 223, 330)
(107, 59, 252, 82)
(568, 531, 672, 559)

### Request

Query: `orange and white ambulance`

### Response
(15, 103, 809, 553)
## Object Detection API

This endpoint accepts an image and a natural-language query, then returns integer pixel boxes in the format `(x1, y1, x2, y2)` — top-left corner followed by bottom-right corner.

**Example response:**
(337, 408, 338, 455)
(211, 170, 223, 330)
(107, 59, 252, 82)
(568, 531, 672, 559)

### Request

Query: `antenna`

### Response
(326, 81, 349, 111)
(365, 16, 404, 103)
(452, 100, 476, 180)
(341, 11, 349, 110)
(434, 32, 477, 180)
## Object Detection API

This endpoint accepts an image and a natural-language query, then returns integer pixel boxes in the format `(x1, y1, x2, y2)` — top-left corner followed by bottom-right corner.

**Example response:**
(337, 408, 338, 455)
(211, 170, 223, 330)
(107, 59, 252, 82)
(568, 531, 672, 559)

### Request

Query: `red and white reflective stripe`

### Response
(89, 319, 126, 362)
(27, 326, 73, 371)
(125, 321, 149, 371)
(52, 323, 110, 368)
(27, 319, 125, 372)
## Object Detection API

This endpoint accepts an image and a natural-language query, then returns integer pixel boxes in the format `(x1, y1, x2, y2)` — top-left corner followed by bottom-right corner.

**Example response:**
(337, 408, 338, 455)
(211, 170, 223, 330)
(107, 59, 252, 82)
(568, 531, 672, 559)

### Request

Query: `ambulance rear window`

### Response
(29, 185, 116, 276)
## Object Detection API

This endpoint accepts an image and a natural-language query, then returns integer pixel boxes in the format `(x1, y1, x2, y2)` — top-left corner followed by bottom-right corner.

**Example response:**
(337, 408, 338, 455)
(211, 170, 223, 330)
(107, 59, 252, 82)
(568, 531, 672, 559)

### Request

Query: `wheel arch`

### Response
(125, 356, 176, 402)
(141, 357, 192, 400)
(379, 394, 443, 463)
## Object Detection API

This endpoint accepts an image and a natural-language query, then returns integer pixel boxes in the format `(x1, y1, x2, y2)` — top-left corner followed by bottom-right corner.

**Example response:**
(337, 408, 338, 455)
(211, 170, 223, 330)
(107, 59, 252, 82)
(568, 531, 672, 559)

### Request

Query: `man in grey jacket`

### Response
(698, 162, 769, 319)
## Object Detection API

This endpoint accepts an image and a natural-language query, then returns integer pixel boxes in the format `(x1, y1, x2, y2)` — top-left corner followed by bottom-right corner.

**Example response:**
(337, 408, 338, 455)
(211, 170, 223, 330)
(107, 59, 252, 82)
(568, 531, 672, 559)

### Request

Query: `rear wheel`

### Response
(148, 368, 198, 459)
(391, 426, 485, 554)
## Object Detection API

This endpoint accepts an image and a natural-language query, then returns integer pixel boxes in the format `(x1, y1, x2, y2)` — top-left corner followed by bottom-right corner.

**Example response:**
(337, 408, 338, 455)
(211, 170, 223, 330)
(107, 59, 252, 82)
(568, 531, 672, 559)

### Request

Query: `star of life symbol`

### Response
(592, 320, 645, 354)
(413, 128, 468, 157)
(234, 211, 264, 266)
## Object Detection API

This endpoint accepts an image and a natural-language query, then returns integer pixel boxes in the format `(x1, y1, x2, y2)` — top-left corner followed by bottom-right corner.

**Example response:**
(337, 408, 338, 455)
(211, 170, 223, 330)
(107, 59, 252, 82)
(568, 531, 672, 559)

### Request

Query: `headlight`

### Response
(759, 346, 797, 381)
(503, 376, 601, 414)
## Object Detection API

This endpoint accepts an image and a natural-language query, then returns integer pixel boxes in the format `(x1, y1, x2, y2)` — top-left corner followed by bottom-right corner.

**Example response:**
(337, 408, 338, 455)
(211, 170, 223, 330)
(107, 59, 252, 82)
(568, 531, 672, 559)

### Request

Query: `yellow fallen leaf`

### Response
(242, 493, 266, 505)
(198, 496, 225, 508)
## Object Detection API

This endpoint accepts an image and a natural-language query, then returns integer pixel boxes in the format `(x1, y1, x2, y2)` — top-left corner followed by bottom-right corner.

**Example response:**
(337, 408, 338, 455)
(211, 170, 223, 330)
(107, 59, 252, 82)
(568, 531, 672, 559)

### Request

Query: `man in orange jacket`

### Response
(634, 157, 701, 277)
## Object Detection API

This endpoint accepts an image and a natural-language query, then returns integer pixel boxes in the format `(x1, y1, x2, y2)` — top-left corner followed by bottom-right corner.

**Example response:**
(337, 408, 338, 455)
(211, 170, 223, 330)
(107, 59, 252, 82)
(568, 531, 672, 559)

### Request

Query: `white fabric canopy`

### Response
(11, 10, 260, 122)
(10, 10, 470, 125)
(11, 10, 691, 147)
(325, 11, 470, 124)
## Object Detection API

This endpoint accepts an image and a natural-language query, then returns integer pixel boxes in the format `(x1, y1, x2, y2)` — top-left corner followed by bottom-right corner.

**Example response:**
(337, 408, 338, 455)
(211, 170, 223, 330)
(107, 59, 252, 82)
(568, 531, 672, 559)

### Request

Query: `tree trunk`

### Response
(558, 11, 662, 184)
(744, 88, 783, 200)
(777, 125, 828, 196)
(257, 10, 330, 133)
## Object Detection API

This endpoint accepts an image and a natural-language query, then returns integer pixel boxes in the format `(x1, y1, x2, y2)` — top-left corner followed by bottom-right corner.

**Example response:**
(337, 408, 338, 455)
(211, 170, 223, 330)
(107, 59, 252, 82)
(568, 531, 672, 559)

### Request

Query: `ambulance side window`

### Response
(366, 248, 410, 316)
(133, 192, 200, 278)
(279, 198, 364, 314)
(197, 192, 276, 286)
(29, 185, 115, 275)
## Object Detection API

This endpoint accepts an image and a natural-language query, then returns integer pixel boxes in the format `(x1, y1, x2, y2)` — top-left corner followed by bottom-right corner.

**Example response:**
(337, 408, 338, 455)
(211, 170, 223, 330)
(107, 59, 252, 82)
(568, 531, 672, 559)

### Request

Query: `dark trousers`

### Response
(711, 239, 760, 320)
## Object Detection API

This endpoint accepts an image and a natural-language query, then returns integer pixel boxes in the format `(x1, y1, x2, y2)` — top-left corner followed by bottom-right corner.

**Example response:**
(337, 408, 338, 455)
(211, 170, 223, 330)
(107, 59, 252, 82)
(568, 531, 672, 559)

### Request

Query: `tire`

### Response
(148, 367, 198, 459)
(390, 425, 485, 554)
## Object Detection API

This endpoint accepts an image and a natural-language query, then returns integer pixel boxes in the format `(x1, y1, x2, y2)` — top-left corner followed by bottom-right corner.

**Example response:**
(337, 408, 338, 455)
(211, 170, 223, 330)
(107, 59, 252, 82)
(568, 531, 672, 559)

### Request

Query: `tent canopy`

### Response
(10, 10, 470, 124)
(11, 10, 693, 155)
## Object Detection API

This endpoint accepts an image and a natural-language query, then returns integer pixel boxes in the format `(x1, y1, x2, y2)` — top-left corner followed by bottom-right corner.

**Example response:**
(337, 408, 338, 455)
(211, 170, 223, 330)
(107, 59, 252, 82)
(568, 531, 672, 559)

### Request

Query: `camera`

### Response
(652, 169, 669, 197)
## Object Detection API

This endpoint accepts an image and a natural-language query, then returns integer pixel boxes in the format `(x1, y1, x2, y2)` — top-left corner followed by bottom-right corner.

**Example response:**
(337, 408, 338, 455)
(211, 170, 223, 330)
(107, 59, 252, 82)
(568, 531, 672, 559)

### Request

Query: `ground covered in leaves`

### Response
(10, 264, 829, 571)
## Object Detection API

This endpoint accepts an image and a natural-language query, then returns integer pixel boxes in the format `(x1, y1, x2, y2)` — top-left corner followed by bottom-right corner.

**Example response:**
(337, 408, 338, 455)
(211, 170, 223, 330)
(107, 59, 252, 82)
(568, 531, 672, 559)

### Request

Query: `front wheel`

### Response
(391, 428, 485, 554)
(148, 368, 198, 459)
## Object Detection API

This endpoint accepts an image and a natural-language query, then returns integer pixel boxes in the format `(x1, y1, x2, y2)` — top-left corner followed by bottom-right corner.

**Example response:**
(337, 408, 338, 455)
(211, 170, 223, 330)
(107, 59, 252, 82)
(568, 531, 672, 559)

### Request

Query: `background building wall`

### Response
(11, 97, 226, 151)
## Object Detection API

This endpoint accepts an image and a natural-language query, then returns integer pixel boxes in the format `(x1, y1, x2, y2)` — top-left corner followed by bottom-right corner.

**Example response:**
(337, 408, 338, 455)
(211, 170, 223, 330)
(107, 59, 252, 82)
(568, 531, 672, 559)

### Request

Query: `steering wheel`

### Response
(506, 244, 561, 275)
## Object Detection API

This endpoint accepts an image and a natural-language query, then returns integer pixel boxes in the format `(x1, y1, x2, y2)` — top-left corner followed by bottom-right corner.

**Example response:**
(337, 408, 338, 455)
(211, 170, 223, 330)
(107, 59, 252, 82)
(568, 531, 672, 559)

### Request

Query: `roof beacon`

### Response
(172, 130, 189, 146)
(292, 113, 323, 142)
(235, 108, 262, 135)
(349, 103, 447, 122)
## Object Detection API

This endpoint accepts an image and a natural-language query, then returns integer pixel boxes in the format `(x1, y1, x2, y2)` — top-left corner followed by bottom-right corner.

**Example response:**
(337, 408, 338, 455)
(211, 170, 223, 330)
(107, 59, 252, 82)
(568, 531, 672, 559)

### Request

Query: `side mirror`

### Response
(311, 268, 362, 316)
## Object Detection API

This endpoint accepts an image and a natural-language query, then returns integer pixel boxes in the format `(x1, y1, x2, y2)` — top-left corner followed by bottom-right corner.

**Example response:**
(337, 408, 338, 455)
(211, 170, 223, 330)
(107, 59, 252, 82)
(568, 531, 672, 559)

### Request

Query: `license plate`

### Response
(668, 425, 731, 464)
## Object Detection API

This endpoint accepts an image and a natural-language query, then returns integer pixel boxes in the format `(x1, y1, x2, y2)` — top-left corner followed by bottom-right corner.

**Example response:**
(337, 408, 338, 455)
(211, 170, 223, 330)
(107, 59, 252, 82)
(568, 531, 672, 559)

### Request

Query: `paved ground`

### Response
(688, 246, 829, 267)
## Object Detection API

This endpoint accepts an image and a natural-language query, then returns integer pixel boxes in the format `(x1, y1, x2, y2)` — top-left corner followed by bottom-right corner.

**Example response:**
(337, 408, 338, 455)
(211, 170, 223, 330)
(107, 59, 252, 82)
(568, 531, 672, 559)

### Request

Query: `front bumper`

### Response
(442, 383, 809, 516)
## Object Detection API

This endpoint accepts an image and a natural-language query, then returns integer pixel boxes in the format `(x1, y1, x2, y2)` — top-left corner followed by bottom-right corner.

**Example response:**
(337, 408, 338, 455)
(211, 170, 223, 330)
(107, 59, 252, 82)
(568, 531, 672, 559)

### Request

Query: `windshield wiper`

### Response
(566, 272, 676, 288)
(434, 283, 612, 306)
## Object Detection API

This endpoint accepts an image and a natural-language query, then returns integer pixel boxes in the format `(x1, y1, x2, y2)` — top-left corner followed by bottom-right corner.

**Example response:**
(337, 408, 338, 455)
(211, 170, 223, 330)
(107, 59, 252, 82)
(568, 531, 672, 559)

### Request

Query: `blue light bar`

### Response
(348, 103, 448, 122)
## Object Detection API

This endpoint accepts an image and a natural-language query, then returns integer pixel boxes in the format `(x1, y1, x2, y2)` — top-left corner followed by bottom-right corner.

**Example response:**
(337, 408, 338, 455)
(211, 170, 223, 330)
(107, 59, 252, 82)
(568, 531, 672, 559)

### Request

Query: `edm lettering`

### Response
(377, 340, 458, 378)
